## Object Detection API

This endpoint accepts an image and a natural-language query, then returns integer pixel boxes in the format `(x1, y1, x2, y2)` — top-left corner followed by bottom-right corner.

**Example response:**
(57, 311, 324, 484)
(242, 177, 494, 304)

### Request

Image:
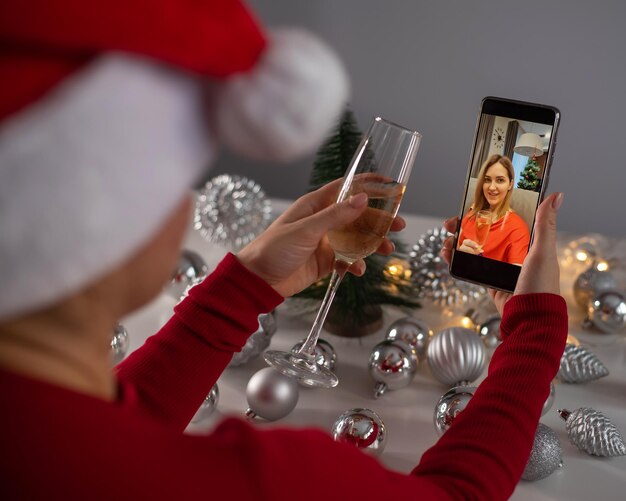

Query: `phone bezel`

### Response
(449, 96, 561, 293)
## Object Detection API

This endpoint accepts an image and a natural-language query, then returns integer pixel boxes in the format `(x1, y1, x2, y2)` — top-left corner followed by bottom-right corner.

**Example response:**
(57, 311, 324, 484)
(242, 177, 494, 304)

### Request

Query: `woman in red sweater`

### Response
(458, 154, 531, 265)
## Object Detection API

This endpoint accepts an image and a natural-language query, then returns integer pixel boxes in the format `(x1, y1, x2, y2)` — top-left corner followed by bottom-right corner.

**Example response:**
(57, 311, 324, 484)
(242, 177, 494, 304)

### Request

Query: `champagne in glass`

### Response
(264, 117, 421, 388)
(474, 210, 492, 254)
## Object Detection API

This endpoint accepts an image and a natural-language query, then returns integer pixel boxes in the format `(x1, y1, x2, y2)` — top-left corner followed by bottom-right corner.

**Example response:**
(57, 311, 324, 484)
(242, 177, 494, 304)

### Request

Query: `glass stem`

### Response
(298, 260, 350, 357)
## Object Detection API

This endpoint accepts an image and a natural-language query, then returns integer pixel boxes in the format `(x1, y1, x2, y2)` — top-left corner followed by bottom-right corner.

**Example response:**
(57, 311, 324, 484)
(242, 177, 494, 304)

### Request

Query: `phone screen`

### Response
(450, 97, 559, 292)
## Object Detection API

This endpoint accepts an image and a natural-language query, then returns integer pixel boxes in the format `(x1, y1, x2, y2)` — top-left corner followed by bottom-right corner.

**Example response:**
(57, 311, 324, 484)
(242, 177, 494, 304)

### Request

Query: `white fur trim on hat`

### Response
(0, 55, 213, 319)
(214, 28, 350, 162)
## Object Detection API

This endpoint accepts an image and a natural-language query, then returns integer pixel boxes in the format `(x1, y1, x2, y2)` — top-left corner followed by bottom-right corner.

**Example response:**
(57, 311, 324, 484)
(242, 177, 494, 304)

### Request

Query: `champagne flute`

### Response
(474, 210, 492, 255)
(264, 117, 421, 388)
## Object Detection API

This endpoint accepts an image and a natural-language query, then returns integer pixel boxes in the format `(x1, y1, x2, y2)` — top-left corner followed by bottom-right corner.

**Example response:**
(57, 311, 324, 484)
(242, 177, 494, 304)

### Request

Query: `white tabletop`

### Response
(123, 199, 626, 501)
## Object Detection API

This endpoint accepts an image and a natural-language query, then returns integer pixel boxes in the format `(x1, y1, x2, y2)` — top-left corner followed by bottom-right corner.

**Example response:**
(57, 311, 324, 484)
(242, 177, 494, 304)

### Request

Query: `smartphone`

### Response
(449, 96, 560, 292)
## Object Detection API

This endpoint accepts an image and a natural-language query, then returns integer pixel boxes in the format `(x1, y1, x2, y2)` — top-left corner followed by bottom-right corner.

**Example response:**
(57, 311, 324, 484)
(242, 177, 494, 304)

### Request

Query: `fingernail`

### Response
(552, 192, 564, 210)
(348, 192, 368, 208)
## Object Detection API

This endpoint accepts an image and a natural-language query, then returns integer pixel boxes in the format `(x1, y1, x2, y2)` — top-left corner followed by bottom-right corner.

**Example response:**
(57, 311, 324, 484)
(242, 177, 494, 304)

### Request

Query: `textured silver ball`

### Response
(165, 249, 209, 300)
(559, 407, 626, 457)
(195, 174, 272, 249)
(111, 324, 129, 365)
(521, 423, 563, 481)
(477, 315, 502, 348)
(385, 317, 433, 361)
(584, 290, 626, 333)
(433, 385, 476, 436)
(229, 311, 278, 367)
(557, 344, 609, 383)
(291, 338, 337, 371)
(368, 340, 418, 398)
(191, 384, 220, 423)
(427, 327, 486, 386)
(245, 368, 299, 421)
(573, 267, 616, 310)
(331, 408, 387, 456)
(542, 381, 556, 416)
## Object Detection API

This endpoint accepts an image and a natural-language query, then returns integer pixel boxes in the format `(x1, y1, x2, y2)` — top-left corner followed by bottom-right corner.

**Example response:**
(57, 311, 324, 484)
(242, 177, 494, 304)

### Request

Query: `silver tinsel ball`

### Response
(584, 290, 626, 333)
(433, 385, 476, 436)
(368, 340, 418, 398)
(291, 338, 337, 371)
(165, 249, 209, 300)
(331, 408, 387, 456)
(427, 327, 486, 386)
(521, 423, 563, 481)
(477, 314, 502, 348)
(557, 343, 609, 383)
(542, 381, 556, 416)
(573, 266, 617, 310)
(385, 317, 433, 361)
(195, 174, 272, 249)
(245, 368, 299, 421)
(111, 324, 129, 365)
(559, 407, 626, 457)
(229, 311, 277, 367)
(191, 384, 220, 423)
(409, 227, 487, 307)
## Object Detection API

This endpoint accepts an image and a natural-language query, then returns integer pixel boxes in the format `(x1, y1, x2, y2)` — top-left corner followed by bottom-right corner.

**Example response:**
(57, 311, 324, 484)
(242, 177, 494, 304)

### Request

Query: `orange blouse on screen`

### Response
(459, 210, 531, 265)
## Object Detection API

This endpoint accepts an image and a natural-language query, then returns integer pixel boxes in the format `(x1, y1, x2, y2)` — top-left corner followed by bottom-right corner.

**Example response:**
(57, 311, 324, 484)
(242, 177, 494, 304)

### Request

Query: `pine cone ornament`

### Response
(557, 344, 609, 383)
(559, 408, 626, 457)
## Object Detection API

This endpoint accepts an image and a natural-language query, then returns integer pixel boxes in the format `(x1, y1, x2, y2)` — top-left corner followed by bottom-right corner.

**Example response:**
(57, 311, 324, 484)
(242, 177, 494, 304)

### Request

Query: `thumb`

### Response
(305, 192, 368, 234)
(530, 192, 563, 253)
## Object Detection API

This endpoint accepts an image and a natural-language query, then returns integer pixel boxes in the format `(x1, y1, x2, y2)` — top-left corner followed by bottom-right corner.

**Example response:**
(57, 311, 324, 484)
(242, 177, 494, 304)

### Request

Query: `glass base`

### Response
(264, 350, 339, 389)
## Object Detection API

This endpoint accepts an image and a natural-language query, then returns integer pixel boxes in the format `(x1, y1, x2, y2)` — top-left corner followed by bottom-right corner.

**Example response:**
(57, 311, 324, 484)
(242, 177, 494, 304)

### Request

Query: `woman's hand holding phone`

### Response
(441, 192, 563, 316)
(458, 239, 480, 255)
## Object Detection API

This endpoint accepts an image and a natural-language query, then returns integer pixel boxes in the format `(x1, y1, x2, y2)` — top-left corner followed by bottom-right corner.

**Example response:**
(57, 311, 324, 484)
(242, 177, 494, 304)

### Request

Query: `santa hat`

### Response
(0, 0, 349, 320)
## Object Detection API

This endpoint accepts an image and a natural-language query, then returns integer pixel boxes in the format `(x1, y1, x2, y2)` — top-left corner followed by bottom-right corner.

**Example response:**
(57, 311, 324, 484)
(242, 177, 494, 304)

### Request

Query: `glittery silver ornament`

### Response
(409, 227, 487, 307)
(195, 174, 272, 249)
(559, 407, 626, 457)
(385, 317, 433, 361)
(557, 344, 609, 383)
(521, 423, 563, 481)
(368, 340, 418, 398)
(229, 311, 277, 367)
(433, 385, 476, 436)
(427, 327, 486, 386)
(111, 324, 129, 365)
(165, 249, 209, 300)
(245, 368, 299, 421)
(542, 381, 556, 416)
(291, 338, 337, 371)
(331, 408, 387, 456)
(476, 314, 502, 348)
(583, 290, 626, 333)
(573, 266, 617, 310)
(191, 384, 219, 423)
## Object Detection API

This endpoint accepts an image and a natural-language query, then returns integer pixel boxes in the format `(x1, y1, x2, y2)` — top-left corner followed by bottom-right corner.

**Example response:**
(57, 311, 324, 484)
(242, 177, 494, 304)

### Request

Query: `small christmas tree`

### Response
(517, 157, 542, 192)
(294, 108, 420, 336)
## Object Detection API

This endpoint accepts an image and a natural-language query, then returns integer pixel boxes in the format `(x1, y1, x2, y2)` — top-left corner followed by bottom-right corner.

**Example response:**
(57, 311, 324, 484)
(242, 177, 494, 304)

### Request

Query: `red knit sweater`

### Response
(0, 254, 568, 500)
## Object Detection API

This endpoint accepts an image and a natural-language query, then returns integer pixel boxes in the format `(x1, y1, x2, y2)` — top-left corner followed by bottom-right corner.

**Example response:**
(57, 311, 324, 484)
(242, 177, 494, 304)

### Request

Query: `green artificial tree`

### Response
(294, 108, 420, 336)
(517, 157, 542, 192)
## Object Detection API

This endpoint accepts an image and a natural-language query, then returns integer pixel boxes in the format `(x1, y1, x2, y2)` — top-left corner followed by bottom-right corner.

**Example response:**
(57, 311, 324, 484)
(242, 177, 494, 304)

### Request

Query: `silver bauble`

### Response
(542, 381, 556, 416)
(194, 174, 272, 249)
(385, 317, 433, 361)
(559, 407, 626, 457)
(368, 340, 418, 398)
(557, 343, 609, 383)
(427, 327, 486, 386)
(433, 385, 476, 436)
(331, 408, 387, 456)
(477, 315, 502, 348)
(584, 290, 626, 333)
(229, 311, 277, 367)
(191, 384, 220, 423)
(521, 423, 563, 481)
(573, 266, 616, 310)
(245, 368, 299, 421)
(165, 249, 209, 300)
(111, 324, 129, 365)
(291, 338, 337, 371)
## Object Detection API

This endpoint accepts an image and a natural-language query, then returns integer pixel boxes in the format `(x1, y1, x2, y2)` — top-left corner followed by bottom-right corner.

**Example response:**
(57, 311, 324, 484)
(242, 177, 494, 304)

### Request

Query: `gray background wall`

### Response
(210, 0, 626, 237)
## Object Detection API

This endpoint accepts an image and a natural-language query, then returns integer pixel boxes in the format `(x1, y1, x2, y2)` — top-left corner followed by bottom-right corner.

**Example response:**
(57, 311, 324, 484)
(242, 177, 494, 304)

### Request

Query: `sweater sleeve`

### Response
(411, 293, 568, 500)
(115, 253, 283, 430)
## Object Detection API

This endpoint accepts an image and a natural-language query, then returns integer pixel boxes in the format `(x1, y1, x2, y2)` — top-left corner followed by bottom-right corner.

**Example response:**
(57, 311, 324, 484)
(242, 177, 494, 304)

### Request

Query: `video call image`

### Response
(457, 114, 553, 266)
